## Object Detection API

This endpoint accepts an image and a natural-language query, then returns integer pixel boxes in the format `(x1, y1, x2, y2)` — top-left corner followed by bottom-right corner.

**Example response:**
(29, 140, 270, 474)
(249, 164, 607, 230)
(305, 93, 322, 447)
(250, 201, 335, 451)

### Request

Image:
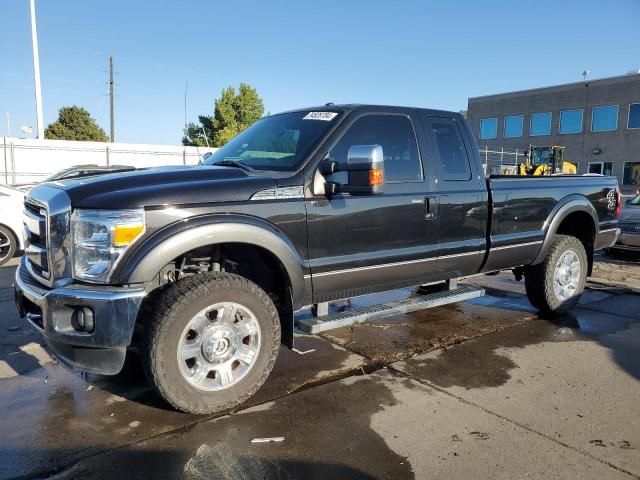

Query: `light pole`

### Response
(29, 0, 44, 139)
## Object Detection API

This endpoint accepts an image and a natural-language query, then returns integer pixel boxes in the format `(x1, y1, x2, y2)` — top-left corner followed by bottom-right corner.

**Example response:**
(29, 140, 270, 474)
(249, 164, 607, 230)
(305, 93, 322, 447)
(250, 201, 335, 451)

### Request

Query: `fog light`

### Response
(71, 307, 95, 333)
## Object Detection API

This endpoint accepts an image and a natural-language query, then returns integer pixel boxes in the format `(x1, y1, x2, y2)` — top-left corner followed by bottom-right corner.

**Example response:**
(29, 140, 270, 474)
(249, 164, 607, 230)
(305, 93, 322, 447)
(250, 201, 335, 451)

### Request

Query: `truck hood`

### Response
(43, 165, 278, 209)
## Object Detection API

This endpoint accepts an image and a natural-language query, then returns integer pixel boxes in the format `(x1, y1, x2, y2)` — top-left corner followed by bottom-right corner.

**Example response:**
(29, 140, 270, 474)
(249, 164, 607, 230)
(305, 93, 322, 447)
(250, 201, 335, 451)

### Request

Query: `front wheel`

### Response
(525, 234, 588, 314)
(0, 225, 17, 267)
(143, 272, 281, 414)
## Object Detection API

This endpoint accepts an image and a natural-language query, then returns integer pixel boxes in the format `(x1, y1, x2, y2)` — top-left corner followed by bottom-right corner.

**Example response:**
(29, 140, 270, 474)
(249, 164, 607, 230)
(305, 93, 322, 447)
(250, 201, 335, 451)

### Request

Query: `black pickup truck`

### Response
(15, 105, 621, 414)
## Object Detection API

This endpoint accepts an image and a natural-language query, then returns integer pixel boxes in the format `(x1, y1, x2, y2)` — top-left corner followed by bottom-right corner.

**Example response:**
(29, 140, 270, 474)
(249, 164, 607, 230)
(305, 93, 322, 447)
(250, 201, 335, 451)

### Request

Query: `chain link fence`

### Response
(478, 146, 526, 176)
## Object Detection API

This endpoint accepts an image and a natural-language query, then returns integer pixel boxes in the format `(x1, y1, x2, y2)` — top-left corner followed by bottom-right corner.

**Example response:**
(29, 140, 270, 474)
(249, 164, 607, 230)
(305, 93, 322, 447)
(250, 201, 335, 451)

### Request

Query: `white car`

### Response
(0, 185, 25, 266)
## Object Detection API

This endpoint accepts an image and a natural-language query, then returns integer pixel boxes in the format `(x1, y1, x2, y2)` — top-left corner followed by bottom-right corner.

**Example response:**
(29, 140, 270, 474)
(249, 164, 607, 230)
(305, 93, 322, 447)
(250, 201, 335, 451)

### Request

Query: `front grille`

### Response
(619, 222, 640, 234)
(24, 198, 50, 280)
(18, 259, 49, 297)
(22, 185, 72, 287)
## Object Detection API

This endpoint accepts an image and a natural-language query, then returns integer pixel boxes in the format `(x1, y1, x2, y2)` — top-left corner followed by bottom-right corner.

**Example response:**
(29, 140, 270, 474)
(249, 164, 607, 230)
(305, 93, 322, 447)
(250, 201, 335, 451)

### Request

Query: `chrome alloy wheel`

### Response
(553, 249, 581, 301)
(177, 302, 262, 391)
(0, 231, 12, 262)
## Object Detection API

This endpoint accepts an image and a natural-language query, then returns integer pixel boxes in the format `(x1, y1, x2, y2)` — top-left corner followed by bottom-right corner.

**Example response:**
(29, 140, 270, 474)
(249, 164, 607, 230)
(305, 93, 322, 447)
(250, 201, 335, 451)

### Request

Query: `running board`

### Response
(298, 286, 485, 334)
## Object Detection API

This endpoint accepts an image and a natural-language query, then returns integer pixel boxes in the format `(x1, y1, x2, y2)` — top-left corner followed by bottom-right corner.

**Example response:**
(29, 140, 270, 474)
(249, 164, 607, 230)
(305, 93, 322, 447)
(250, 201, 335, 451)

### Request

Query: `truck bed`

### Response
(482, 174, 619, 272)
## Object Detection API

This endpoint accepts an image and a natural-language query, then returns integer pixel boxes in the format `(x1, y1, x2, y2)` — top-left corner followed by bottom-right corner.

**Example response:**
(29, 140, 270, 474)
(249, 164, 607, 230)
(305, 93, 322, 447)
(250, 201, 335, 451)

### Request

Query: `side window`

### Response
(429, 118, 471, 181)
(329, 114, 422, 182)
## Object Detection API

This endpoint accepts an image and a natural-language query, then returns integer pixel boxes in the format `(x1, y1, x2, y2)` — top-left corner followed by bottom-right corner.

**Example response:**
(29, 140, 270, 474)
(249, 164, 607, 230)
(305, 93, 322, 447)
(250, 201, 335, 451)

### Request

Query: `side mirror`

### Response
(323, 145, 385, 196)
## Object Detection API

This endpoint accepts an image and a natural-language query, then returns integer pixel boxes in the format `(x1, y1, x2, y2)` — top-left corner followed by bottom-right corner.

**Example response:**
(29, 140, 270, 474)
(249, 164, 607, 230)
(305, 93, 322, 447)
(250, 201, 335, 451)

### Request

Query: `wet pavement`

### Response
(1, 257, 640, 479)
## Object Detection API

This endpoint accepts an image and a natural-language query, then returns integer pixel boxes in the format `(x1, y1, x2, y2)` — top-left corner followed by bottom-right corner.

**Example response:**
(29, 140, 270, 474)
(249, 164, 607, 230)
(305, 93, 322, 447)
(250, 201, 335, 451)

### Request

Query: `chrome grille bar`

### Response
(22, 185, 73, 287)
(23, 198, 50, 279)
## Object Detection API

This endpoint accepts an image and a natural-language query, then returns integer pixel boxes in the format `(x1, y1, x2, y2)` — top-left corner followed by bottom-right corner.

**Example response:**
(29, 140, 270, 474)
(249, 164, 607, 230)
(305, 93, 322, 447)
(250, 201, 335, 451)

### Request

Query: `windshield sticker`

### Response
(303, 111, 337, 121)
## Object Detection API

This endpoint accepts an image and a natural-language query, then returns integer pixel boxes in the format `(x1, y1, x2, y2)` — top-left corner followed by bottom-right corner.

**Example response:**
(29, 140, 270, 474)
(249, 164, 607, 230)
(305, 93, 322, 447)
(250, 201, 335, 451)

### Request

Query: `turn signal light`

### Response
(369, 168, 383, 186)
(114, 225, 145, 247)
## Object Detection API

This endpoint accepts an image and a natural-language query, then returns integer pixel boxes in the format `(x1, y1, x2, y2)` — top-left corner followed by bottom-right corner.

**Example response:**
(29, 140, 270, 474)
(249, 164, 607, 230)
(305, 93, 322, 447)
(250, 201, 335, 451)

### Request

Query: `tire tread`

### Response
(142, 272, 280, 414)
(525, 234, 587, 314)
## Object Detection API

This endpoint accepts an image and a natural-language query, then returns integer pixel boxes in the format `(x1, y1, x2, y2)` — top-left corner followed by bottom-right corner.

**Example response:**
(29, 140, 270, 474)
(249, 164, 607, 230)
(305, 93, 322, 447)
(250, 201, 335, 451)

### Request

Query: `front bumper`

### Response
(14, 257, 145, 374)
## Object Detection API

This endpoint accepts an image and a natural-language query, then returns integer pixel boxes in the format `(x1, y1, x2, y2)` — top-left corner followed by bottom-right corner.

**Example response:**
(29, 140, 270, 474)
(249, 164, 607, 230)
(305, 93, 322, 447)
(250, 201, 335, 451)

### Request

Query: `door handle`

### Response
(425, 196, 438, 220)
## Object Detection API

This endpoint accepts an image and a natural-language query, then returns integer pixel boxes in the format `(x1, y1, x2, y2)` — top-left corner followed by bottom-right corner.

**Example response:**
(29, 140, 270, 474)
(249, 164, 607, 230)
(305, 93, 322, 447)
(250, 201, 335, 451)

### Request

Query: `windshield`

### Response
(203, 111, 341, 171)
(531, 148, 550, 166)
(629, 194, 640, 206)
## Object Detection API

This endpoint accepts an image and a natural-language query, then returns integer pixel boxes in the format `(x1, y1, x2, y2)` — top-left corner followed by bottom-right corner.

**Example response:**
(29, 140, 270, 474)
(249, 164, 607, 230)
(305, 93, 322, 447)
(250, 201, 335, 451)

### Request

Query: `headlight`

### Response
(71, 209, 145, 283)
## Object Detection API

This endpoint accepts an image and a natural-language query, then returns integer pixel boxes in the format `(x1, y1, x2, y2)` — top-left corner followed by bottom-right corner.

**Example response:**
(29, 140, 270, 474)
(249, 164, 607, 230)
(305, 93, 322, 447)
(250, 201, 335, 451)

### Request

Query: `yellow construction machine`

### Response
(518, 146, 577, 176)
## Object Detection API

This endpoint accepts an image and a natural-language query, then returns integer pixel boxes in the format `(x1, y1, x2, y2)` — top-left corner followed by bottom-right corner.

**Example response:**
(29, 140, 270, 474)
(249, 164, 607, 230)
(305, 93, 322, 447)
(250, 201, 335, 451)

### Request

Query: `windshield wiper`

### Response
(211, 160, 255, 172)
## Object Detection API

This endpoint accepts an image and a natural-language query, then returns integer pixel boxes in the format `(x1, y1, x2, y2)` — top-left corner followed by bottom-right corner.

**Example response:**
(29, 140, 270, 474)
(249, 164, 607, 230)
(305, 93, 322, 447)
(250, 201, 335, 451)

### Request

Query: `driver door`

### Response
(305, 112, 439, 301)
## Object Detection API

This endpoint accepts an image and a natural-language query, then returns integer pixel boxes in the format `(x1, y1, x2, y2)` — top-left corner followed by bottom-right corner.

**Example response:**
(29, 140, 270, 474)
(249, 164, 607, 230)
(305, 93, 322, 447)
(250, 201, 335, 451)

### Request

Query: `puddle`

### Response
(54, 375, 415, 480)
(319, 300, 537, 365)
(395, 296, 640, 389)
(393, 319, 584, 390)
(0, 334, 368, 479)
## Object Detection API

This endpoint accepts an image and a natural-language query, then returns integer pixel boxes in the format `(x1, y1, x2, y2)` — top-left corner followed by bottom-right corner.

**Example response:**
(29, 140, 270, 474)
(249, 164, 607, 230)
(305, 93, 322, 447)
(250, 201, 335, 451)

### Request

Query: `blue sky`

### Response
(1, 0, 639, 145)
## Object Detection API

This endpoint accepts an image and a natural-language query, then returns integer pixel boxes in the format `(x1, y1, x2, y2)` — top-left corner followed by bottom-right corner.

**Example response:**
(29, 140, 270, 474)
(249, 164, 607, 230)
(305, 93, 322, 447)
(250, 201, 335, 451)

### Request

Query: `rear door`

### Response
(419, 114, 487, 276)
(306, 111, 440, 301)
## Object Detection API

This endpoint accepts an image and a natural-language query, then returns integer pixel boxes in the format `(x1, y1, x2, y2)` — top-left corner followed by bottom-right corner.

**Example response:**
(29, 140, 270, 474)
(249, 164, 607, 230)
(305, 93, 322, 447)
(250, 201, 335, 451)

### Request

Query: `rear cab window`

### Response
(425, 117, 472, 181)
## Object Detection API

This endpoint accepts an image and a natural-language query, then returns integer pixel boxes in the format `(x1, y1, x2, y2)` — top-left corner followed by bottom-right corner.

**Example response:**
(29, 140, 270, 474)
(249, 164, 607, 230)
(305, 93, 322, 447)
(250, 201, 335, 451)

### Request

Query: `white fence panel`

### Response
(1, 137, 216, 185)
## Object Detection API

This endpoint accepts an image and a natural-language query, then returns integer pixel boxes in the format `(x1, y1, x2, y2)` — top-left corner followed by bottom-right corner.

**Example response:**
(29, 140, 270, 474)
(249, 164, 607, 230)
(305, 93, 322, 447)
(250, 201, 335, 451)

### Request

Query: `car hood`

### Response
(0, 185, 26, 200)
(620, 205, 640, 223)
(38, 165, 278, 209)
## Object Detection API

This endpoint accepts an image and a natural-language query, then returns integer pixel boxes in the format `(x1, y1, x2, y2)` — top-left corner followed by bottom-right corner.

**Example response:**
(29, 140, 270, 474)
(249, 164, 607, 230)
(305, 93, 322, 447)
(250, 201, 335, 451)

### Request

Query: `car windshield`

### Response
(203, 111, 341, 171)
(629, 194, 640, 206)
(44, 168, 95, 182)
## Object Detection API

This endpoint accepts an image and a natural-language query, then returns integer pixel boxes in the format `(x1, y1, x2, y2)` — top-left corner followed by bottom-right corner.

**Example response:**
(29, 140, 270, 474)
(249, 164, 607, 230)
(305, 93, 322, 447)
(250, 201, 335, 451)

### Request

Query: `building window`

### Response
(559, 109, 583, 134)
(480, 118, 497, 139)
(588, 162, 602, 175)
(603, 162, 613, 176)
(629, 103, 640, 129)
(530, 112, 552, 136)
(590, 162, 614, 176)
(624, 162, 640, 186)
(504, 115, 523, 138)
(591, 105, 619, 132)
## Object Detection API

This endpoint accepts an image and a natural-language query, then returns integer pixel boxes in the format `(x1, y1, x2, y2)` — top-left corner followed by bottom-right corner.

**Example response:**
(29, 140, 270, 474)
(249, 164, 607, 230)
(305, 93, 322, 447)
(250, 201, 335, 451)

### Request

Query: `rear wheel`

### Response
(143, 272, 280, 414)
(525, 234, 587, 314)
(0, 226, 17, 267)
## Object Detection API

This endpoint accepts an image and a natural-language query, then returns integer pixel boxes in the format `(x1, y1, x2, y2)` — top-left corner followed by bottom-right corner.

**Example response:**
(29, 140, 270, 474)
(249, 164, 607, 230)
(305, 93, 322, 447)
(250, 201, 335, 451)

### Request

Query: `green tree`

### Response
(45, 106, 109, 142)
(183, 83, 264, 147)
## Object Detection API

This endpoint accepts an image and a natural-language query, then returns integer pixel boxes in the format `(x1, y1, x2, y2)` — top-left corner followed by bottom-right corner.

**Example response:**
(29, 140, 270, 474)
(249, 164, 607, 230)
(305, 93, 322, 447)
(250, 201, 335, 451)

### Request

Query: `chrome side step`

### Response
(297, 286, 485, 334)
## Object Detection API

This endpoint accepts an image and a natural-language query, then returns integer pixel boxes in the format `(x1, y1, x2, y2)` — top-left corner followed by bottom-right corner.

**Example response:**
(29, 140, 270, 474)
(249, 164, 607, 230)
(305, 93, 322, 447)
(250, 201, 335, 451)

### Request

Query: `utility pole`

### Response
(29, 0, 44, 139)
(109, 55, 115, 142)
(184, 81, 188, 129)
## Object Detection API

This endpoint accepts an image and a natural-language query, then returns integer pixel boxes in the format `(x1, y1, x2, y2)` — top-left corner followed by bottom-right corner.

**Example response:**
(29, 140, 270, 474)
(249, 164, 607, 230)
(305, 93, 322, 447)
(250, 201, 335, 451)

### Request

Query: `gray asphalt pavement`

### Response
(1, 258, 639, 479)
